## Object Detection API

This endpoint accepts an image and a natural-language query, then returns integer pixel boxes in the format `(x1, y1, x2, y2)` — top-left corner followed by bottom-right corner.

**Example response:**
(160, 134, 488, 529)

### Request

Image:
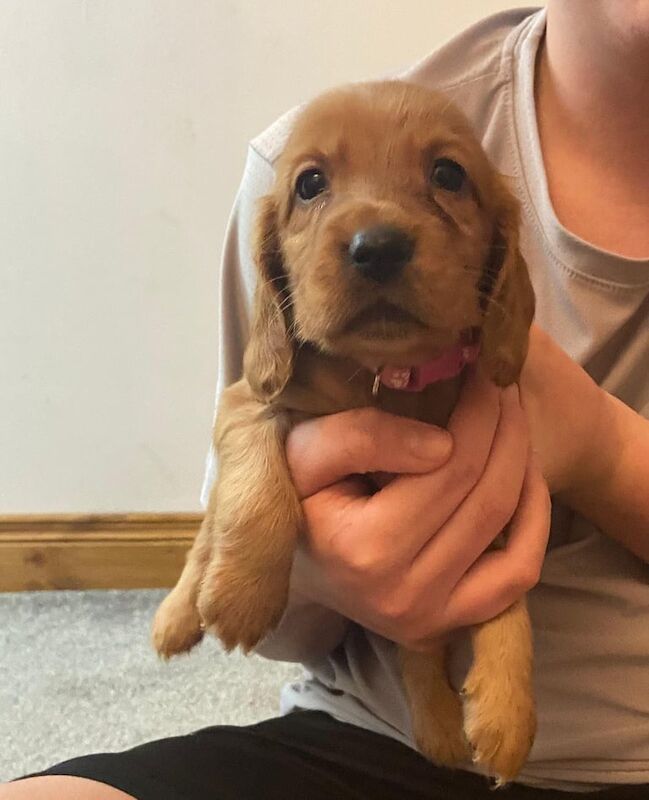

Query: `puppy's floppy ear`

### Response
(479, 180, 535, 387)
(243, 194, 295, 401)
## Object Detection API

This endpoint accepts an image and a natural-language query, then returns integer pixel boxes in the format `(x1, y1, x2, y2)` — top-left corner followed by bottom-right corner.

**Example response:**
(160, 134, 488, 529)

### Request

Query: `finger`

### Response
(286, 408, 453, 500)
(302, 475, 371, 534)
(301, 475, 381, 569)
(360, 370, 503, 555)
(446, 365, 501, 442)
(441, 454, 551, 630)
(411, 383, 529, 582)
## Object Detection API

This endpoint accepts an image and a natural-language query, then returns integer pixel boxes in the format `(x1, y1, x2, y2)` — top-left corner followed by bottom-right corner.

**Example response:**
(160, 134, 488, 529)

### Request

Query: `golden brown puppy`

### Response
(152, 80, 536, 784)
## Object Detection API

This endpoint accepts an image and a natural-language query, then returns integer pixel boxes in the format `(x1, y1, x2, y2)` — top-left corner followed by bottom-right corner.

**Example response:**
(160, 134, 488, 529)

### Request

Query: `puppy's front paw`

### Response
(462, 667, 536, 785)
(151, 590, 204, 659)
(197, 567, 289, 653)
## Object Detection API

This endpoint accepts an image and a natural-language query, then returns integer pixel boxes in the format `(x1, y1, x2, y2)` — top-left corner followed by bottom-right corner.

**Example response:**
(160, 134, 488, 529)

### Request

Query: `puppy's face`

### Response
(248, 81, 534, 398)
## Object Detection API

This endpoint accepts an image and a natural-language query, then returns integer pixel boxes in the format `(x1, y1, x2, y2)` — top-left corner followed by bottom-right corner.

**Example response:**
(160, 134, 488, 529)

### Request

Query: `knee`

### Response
(0, 775, 135, 799)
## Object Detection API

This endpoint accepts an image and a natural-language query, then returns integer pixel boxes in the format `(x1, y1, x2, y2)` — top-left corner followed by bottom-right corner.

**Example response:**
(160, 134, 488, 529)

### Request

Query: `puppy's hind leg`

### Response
(400, 645, 470, 768)
(151, 504, 215, 658)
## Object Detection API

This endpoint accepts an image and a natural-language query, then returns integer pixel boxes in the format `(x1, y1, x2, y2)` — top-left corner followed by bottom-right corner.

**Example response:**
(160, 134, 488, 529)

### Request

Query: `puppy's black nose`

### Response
(348, 225, 414, 283)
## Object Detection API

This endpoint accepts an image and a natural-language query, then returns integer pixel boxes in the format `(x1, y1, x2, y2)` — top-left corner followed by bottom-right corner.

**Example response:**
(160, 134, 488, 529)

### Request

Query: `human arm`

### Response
(569, 392, 649, 561)
(520, 325, 649, 562)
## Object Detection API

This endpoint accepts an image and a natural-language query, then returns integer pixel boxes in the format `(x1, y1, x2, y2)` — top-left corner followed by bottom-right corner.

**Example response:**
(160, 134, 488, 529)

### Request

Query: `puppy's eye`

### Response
(431, 158, 466, 192)
(296, 168, 328, 201)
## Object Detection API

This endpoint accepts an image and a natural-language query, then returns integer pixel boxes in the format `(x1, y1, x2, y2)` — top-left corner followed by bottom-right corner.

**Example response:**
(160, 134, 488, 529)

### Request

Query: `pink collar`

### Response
(376, 338, 480, 393)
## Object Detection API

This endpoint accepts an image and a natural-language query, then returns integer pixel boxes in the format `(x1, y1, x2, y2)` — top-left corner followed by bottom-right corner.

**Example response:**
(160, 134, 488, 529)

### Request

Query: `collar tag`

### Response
(378, 339, 480, 393)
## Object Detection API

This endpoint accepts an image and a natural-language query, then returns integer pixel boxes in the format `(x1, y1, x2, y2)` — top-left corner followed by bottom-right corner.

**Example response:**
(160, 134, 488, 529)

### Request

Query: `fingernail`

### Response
(408, 429, 453, 461)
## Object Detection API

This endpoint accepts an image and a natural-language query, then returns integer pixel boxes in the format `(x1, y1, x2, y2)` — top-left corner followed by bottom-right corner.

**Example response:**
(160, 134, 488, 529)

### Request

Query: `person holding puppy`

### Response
(5, 3, 648, 799)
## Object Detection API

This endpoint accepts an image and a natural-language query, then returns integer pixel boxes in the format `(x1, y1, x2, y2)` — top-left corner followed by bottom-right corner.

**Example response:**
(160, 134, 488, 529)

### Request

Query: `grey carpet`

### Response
(0, 589, 302, 781)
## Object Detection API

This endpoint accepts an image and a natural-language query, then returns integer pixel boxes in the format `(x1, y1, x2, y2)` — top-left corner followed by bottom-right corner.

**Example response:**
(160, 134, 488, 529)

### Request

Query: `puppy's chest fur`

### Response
(275, 344, 463, 427)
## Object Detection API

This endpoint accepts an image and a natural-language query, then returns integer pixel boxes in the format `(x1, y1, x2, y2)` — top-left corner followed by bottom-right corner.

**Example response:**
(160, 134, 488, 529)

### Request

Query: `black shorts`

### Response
(19, 711, 648, 800)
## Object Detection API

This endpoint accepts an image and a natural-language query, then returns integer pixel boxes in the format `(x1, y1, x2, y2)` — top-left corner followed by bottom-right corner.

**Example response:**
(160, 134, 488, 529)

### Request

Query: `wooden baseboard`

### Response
(0, 513, 201, 592)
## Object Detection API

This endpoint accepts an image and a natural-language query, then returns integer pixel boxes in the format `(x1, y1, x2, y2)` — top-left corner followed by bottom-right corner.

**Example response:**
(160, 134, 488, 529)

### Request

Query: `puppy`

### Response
(152, 80, 537, 784)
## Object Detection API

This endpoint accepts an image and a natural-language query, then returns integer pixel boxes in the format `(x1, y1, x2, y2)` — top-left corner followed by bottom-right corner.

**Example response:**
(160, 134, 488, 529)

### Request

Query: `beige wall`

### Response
(1, 1, 538, 513)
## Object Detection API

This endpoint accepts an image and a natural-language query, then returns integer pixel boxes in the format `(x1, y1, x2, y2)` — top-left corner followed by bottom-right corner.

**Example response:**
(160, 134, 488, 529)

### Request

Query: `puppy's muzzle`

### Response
(348, 224, 414, 284)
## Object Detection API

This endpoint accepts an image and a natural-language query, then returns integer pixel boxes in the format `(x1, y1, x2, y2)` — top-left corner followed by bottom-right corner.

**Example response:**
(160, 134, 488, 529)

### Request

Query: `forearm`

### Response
(560, 392, 649, 562)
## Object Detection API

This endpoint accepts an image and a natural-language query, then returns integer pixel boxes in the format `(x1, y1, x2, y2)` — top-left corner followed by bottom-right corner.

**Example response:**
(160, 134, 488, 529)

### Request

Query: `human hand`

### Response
(285, 368, 550, 650)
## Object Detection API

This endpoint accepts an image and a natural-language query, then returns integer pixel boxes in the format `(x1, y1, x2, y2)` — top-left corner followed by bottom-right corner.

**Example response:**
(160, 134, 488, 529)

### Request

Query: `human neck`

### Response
(535, 3, 649, 258)
(541, 2, 649, 163)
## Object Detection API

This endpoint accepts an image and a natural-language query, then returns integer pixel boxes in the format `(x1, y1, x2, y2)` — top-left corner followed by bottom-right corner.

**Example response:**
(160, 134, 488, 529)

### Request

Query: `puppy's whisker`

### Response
(286, 318, 301, 341)
(259, 275, 286, 291)
(267, 292, 295, 334)
(277, 294, 293, 312)
(480, 294, 513, 324)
